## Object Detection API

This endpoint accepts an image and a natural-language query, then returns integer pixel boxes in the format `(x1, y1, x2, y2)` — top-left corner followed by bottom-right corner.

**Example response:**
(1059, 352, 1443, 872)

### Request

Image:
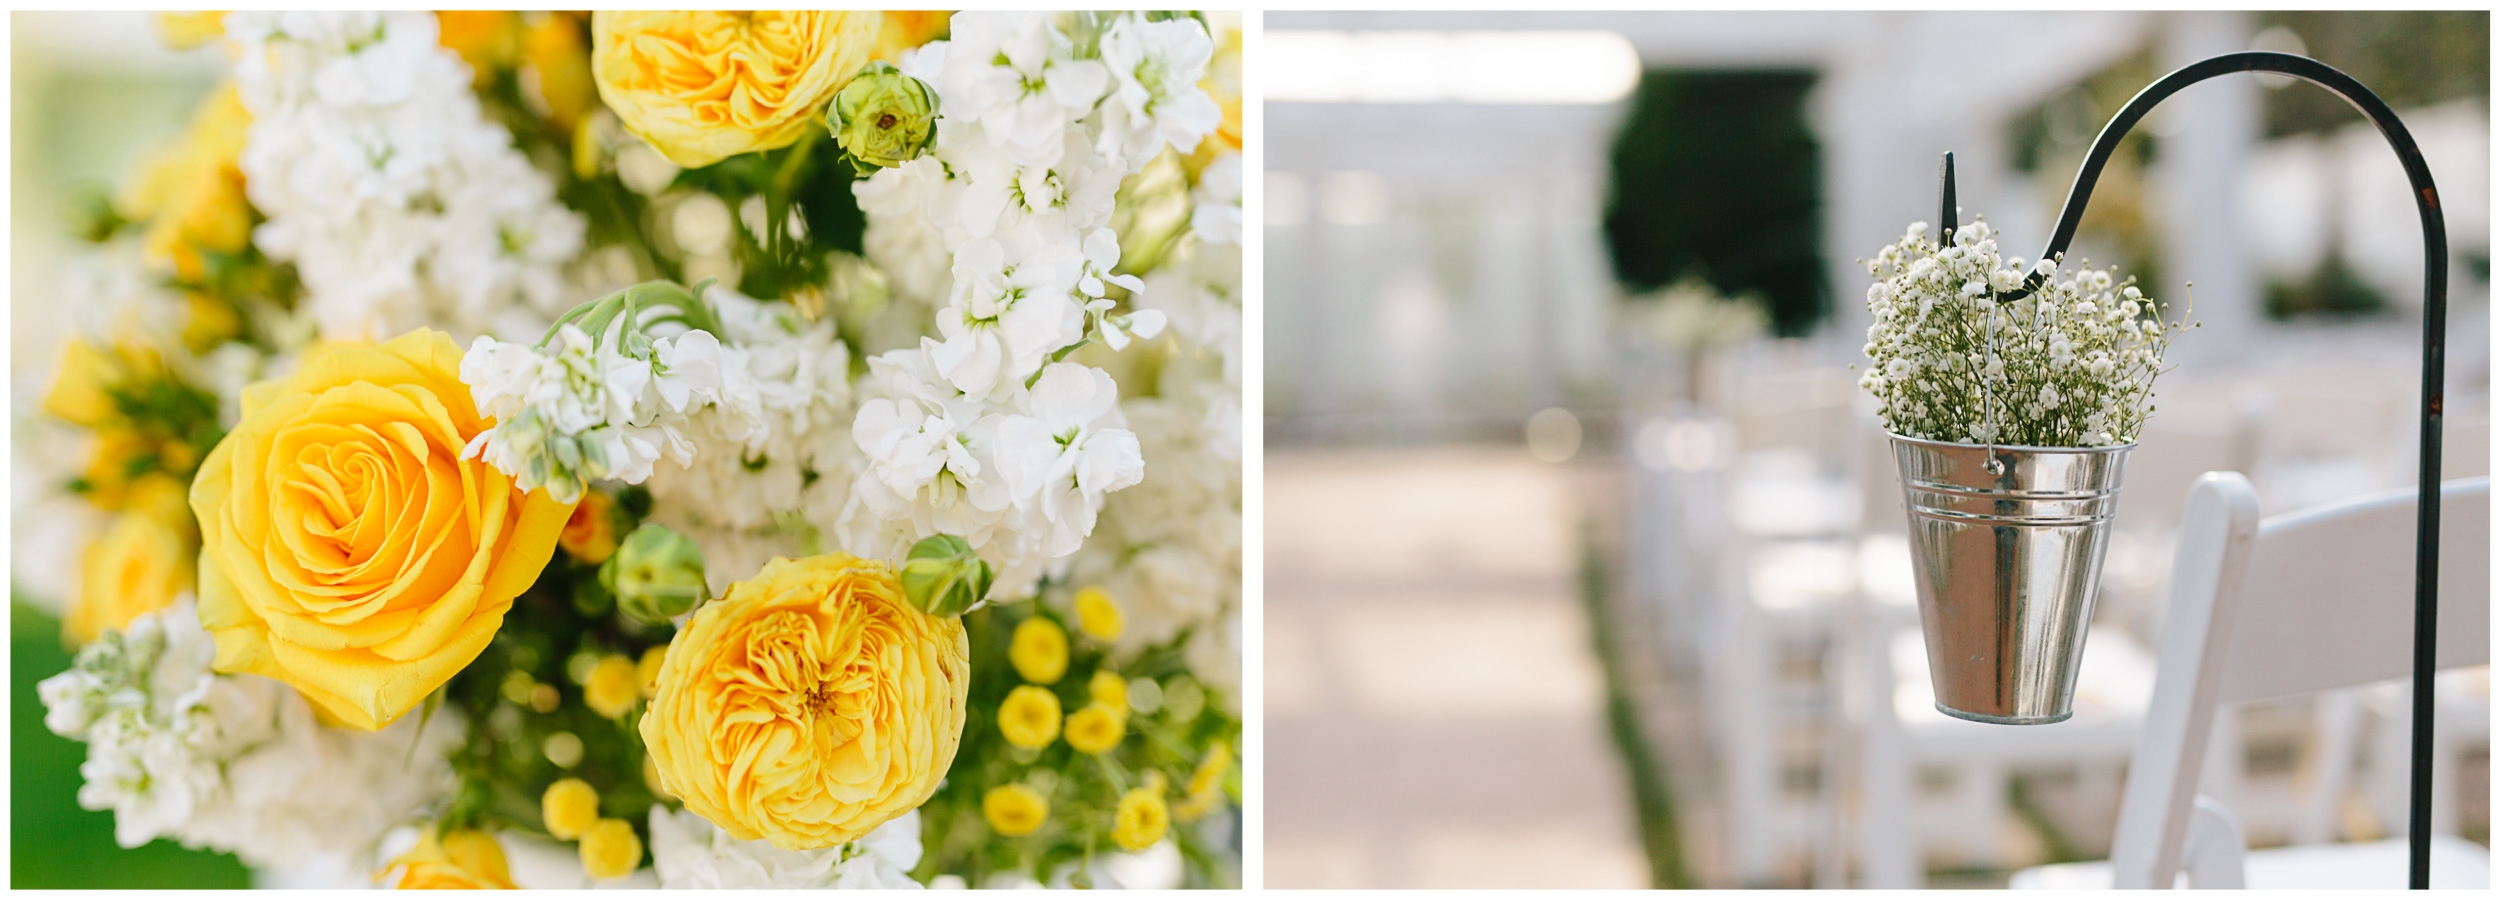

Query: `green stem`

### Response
(765, 127, 824, 271)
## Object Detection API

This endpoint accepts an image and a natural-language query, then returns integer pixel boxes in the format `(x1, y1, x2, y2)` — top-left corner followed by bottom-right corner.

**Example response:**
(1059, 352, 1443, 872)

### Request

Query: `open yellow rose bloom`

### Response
(641, 553, 970, 850)
(590, 11, 882, 168)
(189, 330, 574, 731)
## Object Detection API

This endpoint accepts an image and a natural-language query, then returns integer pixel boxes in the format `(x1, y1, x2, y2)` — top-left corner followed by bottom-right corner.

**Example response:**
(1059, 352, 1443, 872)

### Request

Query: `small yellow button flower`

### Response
(1009, 617, 1068, 684)
(583, 654, 641, 719)
(982, 783, 1048, 837)
(1064, 703, 1126, 755)
(1112, 780, 1170, 851)
(997, 685, 1061, 749)
(542, 778, 600, 840)
(1089, 670, 1128, 716)
(1073, 586, 1123, 641)
(579, 817, 642, 881)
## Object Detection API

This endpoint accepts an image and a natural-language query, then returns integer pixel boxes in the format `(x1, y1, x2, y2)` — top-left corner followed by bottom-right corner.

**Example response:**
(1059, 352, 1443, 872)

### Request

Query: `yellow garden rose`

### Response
(381, 828, 518, 890)
(640, 554, 969, 850)
(190, 330, 574, 731)
(590, 11, 882, 168)
(67, 477, 196, 644)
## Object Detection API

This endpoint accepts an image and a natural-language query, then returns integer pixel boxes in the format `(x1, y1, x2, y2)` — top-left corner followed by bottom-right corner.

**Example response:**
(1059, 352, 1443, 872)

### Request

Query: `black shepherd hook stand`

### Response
(1937, 51, 2447, 888)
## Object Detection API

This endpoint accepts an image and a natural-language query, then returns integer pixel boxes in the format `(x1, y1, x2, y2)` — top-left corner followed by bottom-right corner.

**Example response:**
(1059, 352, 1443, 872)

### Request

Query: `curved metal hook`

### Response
(1938, 50, 2448, 888)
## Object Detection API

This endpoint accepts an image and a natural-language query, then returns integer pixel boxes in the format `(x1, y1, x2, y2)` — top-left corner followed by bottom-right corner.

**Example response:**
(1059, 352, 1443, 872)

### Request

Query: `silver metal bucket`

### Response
(1890, 434, 2132, 724)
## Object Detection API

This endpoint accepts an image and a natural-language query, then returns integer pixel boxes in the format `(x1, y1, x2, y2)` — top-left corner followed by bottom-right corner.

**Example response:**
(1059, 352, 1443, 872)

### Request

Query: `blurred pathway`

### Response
(1263, 446, 1648, 888)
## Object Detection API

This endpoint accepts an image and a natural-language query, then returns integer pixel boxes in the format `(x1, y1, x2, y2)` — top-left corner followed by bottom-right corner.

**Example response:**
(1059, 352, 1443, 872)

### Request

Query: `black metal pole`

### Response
(1941, 51, 2447, 888)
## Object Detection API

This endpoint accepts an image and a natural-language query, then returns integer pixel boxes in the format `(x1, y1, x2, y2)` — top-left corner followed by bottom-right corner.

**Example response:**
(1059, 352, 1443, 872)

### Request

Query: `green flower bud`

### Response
(602, 524, 708, 625)
(899, 533, 992, 618)
(826, 62, 938, 176)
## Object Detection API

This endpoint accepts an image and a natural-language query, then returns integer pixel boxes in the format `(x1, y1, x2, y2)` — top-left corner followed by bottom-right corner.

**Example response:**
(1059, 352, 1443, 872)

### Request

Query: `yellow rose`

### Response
(1112, 779, 1170, 851)
(579, 817, 642, 880)
(524, 13, 599, 135)
(870, 11, 950, 63)
(982, 783, 1047, 837)
(1073, 585, 1123, 641)
(583, 654, 640, 719)
(67, 482, 196, 644)
(590, 11, 882, 168)
(997, 684, 1061, 749)
(542, 778, 601, 840)
(190, 330, 575, 731)
(1009, 616, 1068, 684)
(640, 554, 969, 850)
(560, 489, 618, 564)
(437, 11, 518, 84)
(1064, 703, 1125, 755)
(1089, 669, 1130, 715)
(43, 340, 122, 428)
(380, 828, 518, 890)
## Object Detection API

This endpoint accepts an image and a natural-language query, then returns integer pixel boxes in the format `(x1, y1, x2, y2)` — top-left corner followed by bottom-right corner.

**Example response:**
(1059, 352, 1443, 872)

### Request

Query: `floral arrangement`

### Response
(1858, 218, 2190, 448)
(24, 10, 1240, 889)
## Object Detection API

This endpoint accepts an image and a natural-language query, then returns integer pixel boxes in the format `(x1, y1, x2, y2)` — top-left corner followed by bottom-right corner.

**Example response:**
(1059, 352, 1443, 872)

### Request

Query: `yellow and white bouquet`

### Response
(27, 10, 1240, 889)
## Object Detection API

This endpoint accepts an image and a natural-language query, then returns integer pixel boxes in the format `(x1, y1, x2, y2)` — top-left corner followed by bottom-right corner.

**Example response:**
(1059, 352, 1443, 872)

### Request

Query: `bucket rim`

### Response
(1885, 431, 2137, 455)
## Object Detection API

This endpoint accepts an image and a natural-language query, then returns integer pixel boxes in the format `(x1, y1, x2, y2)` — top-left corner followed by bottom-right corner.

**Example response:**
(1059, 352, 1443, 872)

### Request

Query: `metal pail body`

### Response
(1890, 434, 2132, 724)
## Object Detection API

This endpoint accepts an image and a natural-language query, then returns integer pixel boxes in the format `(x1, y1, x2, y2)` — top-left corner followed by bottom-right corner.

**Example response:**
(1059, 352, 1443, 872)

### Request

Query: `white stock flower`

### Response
(930, 237, 1087, 398)
(649, 806, 924, 889)
(1096, 15, 1223, 168)
(995, 362, 1145, 558)
(939, 12, 1110, 169)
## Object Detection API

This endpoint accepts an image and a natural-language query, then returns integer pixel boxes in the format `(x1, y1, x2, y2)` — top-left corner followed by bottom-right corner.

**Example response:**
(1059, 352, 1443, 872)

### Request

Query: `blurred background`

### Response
(11, 12, 250, 888)
(1263, 10, 2490, 889)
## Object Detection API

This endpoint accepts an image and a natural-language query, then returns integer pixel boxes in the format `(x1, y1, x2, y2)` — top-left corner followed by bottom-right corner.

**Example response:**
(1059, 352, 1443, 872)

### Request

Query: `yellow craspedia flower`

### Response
(982, 783, 1047, 837)
(380, 827, 517, 890)
(542, 778, 601, 840)
(1112, 780, 1170, 851)
(1009, 616, 1069, 684)
(1064, 703, 1125, 755)
(1073, 586, 1124, 641)
(584, 654, 640, 719)
(997, 684, 1061, 749)
(66, 479, 195, 645)
(870, 11, 950, 63)
(1089, 669, 1128, 715)
(190, 330, 575, 730)
(637, 645, 667, 699)
(590, 11, 882, 168)
(560, 489, 618, 564)
(156, 12, 228, 51)
(640, 554, 969, 851)
(578, 817, 642, 881)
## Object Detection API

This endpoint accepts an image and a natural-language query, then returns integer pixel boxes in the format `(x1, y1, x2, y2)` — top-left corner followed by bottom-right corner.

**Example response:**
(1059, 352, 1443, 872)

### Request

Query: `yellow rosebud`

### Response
(1009, 616, 1069, 684)
(590, 12, 882, 168)
(869, 11, 949, 63)
(578, 817, 642, 881)
(560, 490, 618, 564)
(583, 654, 640, 719)
(156, 12, 228, 51)
(437, 10, 517, 84)
(637, 645, 667, 699)
(982, 783, 1048, 837)
(542, 778, 601, 840)
(1073, 586, 1124, 641)
(380, 827, 517, 890)
(1176, 740, 1233, 822)
(1112, 781, 1170, 851)
(66, 497, 195, 645)
(43, 341, 122, 428)
(190, 330, 575, 730)
(1065, 703, 1126, 755)
(523, 12, 598, 135)
(640, 554, 968, 850)
(124, 86, 252, 282)
(997, 684, 1061, 749)
(81, 430, 152, 510)
(1089, 669, 1128, 716)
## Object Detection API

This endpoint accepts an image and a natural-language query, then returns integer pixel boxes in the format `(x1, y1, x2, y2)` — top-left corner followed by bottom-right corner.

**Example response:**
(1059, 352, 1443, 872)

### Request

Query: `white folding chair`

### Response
(2011, 473, 2492, 889)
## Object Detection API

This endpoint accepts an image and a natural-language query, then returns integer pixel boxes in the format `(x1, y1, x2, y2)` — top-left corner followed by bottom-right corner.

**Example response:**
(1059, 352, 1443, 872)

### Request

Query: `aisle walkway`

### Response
(1263, 445, 1649, 888)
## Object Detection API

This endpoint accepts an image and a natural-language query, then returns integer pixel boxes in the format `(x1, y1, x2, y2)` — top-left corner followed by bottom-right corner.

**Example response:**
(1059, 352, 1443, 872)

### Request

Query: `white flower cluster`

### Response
(226, 11, 584, 343)
(1861, 218, 2189, 448)
(648, 806, 923, 890)
(36, 599, 459, 869)
(461, 309, 728, 505)
(843, 12, 1222, 599)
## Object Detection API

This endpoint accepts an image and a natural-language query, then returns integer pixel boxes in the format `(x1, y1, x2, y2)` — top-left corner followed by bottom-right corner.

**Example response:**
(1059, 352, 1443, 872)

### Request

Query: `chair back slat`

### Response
(2221, 478, 2492, 705)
